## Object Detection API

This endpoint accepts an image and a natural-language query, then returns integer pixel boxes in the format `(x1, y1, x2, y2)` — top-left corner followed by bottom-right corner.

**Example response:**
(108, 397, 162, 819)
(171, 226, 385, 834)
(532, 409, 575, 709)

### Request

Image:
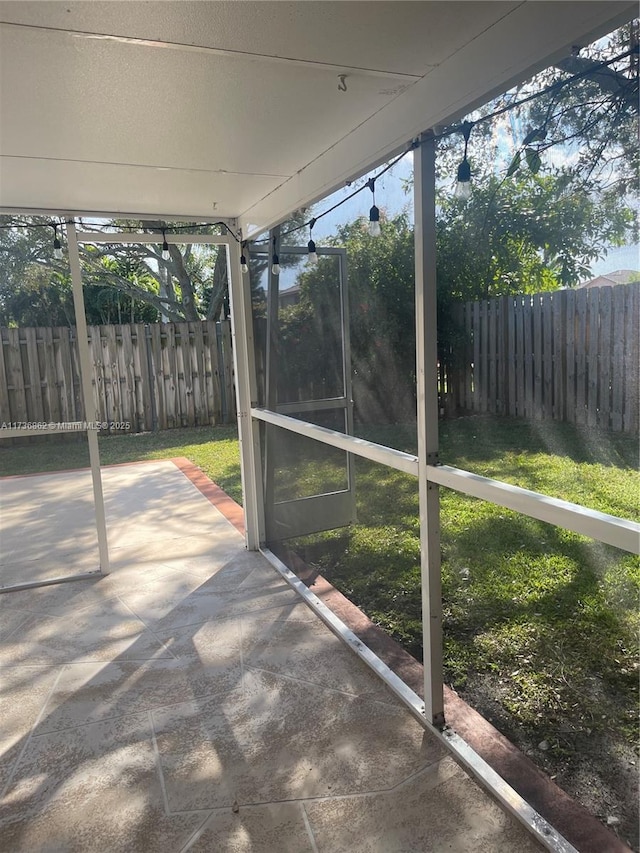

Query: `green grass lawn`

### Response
(0, 425, 244, 504)
(2, 416, 638, 843)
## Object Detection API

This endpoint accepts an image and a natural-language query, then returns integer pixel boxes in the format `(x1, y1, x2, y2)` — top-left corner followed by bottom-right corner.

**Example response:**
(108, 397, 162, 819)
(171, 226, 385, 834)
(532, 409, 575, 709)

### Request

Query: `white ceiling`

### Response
(0, 1, 635, 237)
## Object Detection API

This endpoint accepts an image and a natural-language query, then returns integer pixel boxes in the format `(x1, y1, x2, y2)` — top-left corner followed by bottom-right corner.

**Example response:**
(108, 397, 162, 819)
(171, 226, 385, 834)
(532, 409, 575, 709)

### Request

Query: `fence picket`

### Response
(552, 291, 566, 423)
(542, 293, 553, 421)
(488, 299, 497, 414)
(532, 294, 543, 420)
(611, 285, 626, 432)
(465, 302, 473, 410)
(57, 327, 75, 422)
(7, 328, 28, 423)
(507, 298, 516, 416)
(575, 289, 588, 424)
(204, 321, 218, 423)
(624, 285, 639, 434)
(473, 301, 480, 411)
(118, 324, 136, 429)
(523, 296, 533, 419)
(0, 328, 11, 421)
(586, 289, 600, 429)
(565, 292, 576, 424)
(25, 327, 44, 423)
(135, 324, 153, 431)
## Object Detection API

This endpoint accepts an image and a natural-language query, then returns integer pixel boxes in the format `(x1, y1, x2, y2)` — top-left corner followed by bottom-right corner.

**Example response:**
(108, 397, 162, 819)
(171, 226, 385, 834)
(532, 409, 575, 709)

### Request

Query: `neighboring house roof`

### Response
(279, 284, 300, 300)
(578, 269, 640, 288)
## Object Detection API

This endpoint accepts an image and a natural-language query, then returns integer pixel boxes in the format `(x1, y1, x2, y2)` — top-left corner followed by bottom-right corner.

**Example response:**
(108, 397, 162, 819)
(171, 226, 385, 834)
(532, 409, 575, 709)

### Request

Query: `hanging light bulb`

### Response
(307, 219, 318, 265)
(52, 225, 63, 260)
(240, 254, 249, 274)
(455, 160, 472, 199)
(367, 178, 381, 236)
(271, 237, 280, 275)
(161, 230, 170, 261)
(455, 120, 474, 200)
(368, 205, 381, 237)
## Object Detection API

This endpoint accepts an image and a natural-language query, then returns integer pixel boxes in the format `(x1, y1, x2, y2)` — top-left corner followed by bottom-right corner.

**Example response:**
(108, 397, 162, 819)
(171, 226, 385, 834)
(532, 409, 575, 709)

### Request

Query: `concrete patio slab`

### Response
(0, 468, 100, 586)
(0, 460, 545, 852)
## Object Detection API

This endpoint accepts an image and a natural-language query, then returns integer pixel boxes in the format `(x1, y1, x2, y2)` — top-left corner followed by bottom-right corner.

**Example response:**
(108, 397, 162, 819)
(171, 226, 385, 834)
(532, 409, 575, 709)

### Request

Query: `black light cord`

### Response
(0, 45, 635, 242)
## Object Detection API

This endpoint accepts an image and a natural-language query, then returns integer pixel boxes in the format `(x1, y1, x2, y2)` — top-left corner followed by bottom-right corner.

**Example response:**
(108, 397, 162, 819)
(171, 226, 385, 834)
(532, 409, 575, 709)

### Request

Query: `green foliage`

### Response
(82, 256, 160, 324)
(0, 218, 229, 326)
(437, 171, 632, 302)
(285, 214, 417, 423)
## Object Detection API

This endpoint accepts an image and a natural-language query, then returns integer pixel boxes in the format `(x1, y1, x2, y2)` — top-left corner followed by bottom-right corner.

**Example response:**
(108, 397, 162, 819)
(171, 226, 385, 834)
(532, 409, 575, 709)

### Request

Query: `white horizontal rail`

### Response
(251, 407, 419, 476)
(76, 232, 233, 245)
(260, 547, 578, 853)
(251, 407, 639, 554)
(428, 464, 640, 555)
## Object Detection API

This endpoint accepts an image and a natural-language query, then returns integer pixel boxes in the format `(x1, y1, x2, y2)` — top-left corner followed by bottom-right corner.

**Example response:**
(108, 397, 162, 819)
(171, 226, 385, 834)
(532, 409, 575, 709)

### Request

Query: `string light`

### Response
(271, 236, 280, 275)
(367, 179, 381, 237)
(52, 224, 63, 260)
(161, 230, 170, 261)
(240, 241, 249, 274)
(455, 121, 474, 200)
(0, 44, 634, 245)
(307, 218, 318, 265)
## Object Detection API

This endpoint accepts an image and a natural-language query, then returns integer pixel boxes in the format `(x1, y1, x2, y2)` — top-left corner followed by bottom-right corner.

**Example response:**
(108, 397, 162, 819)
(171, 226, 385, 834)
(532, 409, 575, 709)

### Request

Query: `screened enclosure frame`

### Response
(246, 134, 640, 726)
(244, 135, 639, 849)
(0, 221, 111, 593)
(0, 136, 635, 853)
(250, 240, 357, 542)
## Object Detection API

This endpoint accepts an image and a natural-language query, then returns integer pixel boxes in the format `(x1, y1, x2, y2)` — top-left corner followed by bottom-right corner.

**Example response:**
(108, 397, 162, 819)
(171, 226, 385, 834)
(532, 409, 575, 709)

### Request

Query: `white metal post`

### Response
(414, 132, 444, 726)
(66, 222, 110, 573)
(226, 238, 265, 549)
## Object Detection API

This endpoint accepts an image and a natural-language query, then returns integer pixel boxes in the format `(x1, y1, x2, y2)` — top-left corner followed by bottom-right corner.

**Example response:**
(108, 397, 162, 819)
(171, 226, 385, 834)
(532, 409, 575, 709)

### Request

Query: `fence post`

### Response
(216, 321, 228, 424)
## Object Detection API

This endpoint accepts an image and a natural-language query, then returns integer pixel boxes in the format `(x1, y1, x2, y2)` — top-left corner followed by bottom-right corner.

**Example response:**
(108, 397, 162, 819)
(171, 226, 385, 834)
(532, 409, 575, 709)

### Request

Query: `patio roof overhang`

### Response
(0, 1, 635, 236)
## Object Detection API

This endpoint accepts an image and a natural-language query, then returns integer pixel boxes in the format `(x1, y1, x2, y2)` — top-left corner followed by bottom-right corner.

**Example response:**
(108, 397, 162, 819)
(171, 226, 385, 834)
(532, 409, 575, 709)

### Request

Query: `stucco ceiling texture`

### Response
(0, 1, 635, 235)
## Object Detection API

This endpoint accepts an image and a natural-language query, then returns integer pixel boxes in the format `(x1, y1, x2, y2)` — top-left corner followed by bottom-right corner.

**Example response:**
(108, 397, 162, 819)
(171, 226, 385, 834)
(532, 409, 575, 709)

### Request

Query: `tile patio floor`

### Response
(0, 460, 545, 852)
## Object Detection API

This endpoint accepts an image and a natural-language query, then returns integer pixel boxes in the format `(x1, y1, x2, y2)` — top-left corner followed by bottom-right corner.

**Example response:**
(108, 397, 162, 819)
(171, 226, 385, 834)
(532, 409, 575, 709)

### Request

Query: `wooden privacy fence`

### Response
(0, 320, 235, 432)
(443, 283, 639, 434)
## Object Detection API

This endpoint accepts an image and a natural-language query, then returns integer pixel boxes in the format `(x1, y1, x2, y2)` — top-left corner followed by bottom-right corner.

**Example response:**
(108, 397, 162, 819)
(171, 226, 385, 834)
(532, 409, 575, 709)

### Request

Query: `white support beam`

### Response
(414, 131, 444, 727)
(65, 222, 110, 573)
(227, 241, 265, 549)
(251, 407, 638, 555)
(251, 407, 419, 476)
(428, 464, 640, 555)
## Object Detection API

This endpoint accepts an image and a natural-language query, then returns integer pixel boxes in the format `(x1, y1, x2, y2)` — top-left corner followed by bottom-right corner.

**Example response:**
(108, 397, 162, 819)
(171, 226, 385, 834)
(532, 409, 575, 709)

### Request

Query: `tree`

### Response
(282, 161, 633, 422)
(0, 208, 313, 328)
(278, 214, 416, 423)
